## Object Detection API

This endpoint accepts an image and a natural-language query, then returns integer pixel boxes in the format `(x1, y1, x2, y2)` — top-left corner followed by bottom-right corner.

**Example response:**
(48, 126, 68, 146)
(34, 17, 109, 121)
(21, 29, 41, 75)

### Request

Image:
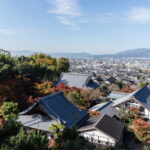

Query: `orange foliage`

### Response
(127, 107, 141, 120)
(35, 58, 54, 65)
(46, 83, 81, 97)
(27, 96, 39, 104)
(89, 110, 100, 116)
(0, 77, 38, 110)
(80, 89, 102, 101)
(131, 118, 150, 143)
(35, 81, 53, 95)
(55, 83, 80, 93)
(121, 85, 135, 93)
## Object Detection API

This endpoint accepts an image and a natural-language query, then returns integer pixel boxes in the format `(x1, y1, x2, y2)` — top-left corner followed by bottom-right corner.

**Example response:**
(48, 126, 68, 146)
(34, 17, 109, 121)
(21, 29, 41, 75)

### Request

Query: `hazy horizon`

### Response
(8, 47, 150, 56)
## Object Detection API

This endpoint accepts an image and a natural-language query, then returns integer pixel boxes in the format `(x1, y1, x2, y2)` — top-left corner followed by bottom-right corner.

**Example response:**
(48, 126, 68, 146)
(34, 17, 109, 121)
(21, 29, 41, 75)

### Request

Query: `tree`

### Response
(0, 102, 18, 121)
(118, 108, 129, 123)
(10, 129, 50, 150)
(35, 81, 53, 95)
(99, 84, 110, 96)
(0, 49, 10, 55)
(131, 118, 150, 144)
(109, 83, 120, 92)
(0, 120, 21, 145)
(139, 82, 147, 88)
(121, 85, 135, 93)
(118, 107, 140, 125)
(49, 126, 96, 150)
(67, 91, 85, 106)
(57, 57, 69, 74)
(0, 54, 15, 80)
(80, 89, 102, 102)
(127, 107, 140, 121)
(49, 122, 64, 139)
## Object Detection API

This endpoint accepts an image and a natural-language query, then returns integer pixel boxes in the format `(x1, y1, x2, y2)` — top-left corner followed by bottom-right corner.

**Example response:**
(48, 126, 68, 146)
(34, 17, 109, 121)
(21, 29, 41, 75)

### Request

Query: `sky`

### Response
(1, 0, 150, 54)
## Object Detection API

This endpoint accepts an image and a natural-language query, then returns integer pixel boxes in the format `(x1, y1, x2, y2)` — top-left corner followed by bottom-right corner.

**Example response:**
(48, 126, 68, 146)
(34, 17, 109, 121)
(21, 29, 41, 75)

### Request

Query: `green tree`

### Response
(50, 127, 96, 150)
(49, 122, 64, 139)
(118, 108, 129, 123)
(0, 102, 18, 121)
(139, 82, 147, 88)
(10, 129, 50, 150)
(57, 57, 69, 74)
(0, 120, 21, 145)
(0, 49, 10, 55)
(67, 91, 85, 106)
(0, 54, 15, 79)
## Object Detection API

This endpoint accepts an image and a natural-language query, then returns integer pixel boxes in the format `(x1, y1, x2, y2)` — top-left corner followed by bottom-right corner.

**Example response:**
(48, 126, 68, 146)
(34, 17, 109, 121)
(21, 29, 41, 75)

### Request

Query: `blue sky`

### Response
(1, 0, 150, 54)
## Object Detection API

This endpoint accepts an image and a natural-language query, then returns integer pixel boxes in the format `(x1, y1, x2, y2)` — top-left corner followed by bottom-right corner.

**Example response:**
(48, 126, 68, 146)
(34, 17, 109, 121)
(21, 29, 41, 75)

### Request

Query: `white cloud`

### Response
(57, 16, 79, 30)
(47, 0, 82, 17)
(127, 7, 150, 23)
(47, 0, 83, 29)
(0, 29, 16, 35)
(47, 1, 150, 29)
(93, 7, 150, 24)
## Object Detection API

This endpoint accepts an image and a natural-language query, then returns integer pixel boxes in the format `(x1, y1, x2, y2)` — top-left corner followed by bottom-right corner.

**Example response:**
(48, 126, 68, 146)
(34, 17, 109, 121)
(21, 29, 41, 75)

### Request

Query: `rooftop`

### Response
(56, 73, 99, 89)
(79, 114, 124, 141)
(19, 92, 88, 128)
(18, 114, 57, 132)
(89, 101, 118, 117)
(113, 86, 150, 110)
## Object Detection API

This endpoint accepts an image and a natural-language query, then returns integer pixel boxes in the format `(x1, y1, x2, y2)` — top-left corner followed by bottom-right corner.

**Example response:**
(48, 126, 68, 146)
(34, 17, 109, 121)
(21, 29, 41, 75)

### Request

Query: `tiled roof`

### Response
(78, 114, 101, 131)
(17, 114, 57, 132)
(89, 101, 118, 117)
(19, 92, 88, 128)
(95, 115, 124, 141)
(113, 86, 150, 110)
(107, 77, 116, 84)
(56, 73, 99, 89)
(134, 86, 150, 110)
(79, 114, 124, 141)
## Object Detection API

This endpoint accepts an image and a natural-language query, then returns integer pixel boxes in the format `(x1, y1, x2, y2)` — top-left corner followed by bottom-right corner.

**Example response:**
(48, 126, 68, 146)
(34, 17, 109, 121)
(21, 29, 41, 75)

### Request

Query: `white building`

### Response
(78, 114, 124, 147)
(113, 86, 150, 120)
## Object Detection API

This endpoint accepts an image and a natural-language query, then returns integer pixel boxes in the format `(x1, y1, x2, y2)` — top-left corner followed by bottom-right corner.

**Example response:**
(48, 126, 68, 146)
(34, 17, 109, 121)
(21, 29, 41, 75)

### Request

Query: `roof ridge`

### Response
(94, 114, 105, 127)
(84, 75, 92, 87)
(98, 101, 113, 111)
(38, 91, 63, 102)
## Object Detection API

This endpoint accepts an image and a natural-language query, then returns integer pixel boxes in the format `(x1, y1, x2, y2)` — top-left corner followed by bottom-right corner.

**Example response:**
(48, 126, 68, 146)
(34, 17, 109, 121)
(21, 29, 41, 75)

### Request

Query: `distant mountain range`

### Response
(10, 48, 150, 58)
(105, 48, 150, 58)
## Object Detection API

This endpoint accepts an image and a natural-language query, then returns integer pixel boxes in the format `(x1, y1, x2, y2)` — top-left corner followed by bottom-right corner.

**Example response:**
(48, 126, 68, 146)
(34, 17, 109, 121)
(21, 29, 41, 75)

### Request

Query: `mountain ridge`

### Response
(10, 48, 150, 58)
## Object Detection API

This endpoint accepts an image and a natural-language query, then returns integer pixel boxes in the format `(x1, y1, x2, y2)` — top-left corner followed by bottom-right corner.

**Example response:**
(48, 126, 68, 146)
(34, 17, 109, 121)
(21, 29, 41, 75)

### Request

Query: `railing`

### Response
(80, 133, 115, 147)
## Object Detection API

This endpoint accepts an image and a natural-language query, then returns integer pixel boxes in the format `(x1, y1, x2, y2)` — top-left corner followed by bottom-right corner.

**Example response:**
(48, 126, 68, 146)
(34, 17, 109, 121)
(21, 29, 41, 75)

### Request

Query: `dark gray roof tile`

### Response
(95, 115, 124, 141)
(38, 92, 88, 127)
(56, 73, 99, 89)
(79, 114, 124, 141)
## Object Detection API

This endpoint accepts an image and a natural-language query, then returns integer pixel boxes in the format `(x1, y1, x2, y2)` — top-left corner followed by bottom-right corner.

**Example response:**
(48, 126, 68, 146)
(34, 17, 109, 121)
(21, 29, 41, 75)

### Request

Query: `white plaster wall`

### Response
(145, 108, 150, 119)
(80, 130, 116, 146)
(126, 102, 141, 108)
